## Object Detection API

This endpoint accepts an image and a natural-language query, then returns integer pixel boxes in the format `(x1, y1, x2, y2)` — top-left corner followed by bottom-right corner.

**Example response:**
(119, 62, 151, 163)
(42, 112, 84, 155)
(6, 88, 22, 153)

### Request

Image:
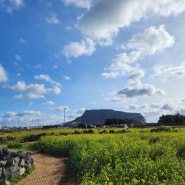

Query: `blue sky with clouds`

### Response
(1, 0, 185, 126)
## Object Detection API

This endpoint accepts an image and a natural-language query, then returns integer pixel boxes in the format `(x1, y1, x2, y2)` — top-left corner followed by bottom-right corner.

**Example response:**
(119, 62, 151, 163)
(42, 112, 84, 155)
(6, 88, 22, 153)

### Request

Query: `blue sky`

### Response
(1, 0, 185, 126)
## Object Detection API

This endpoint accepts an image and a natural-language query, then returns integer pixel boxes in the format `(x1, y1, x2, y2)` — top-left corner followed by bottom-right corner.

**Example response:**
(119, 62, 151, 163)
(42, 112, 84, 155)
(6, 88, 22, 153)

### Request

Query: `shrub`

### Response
(7, 141, 22, 149)
(150, 126, 172, 132)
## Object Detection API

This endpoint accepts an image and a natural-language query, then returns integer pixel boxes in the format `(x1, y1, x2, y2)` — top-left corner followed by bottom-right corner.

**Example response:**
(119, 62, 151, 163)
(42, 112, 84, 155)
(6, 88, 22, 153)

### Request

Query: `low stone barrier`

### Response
(0, 148, 34, 184)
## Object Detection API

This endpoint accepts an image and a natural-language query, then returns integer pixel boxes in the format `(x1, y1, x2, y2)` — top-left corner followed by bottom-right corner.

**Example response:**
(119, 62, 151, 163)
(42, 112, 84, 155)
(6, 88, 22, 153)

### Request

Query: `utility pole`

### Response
(17, 116, 20, 130)
(64, 107, 67, 124)
(18, 117, 20, 128)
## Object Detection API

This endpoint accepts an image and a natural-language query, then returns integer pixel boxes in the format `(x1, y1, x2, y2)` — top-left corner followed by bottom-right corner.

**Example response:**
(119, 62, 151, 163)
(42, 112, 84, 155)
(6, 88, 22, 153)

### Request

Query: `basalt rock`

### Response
(0, 148, 34, 179)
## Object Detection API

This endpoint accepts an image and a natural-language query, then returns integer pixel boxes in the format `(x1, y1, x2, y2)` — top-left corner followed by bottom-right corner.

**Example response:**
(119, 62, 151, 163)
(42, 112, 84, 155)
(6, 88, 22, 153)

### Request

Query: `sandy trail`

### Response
(17, 151, 78, 185)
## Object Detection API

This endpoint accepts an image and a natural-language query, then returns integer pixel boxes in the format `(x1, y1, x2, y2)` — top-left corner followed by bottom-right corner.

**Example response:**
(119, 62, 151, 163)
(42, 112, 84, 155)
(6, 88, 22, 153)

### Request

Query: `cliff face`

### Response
(72, 109, 145, 125)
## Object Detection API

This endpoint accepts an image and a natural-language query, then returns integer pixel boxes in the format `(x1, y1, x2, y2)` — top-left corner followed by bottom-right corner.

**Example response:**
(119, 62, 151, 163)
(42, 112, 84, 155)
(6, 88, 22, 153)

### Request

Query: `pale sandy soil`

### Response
(17, 151, 78, 185)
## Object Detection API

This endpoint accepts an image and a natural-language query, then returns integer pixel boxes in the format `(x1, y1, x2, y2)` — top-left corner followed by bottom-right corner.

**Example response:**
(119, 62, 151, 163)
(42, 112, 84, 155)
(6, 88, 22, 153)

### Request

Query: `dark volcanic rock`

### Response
(0, 148, 34, 179)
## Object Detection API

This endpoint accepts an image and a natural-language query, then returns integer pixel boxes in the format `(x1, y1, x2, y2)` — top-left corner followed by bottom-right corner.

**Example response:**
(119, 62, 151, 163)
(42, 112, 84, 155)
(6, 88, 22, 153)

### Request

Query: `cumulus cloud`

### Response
(102, 25, 174, 79)
(16, 110, 42, 117)
(0, 0, 24, 13)
(3, 111, 17, 118)
(106, 80, 165, 104)
(35, 74, 61, 87)
(117, 80, 165, 98)
(63, 38, 95, 58)
(67, 108, 86, 120)
(10, 0, 24, 7)
(41, 101, 55, 106)
(151, 0, 185, 16)
(3, 81, 48, 94)
(127, 68, 145, 81)
(46, 13, 60, 24)
(77, 0, 185, 44)
(3, 81, 61, 99)
(61, 0, 93, 9)
(14, 93, 45, 99)
(161, 104, 174, 111)
(102, 51, 140, 79)
(78, 0, 148, 43)
(53, 86, 61, 94)
(0, 110, 63, 127)
(0, 64, 8, 82)
(127, 25, 174, 55)
(151, 61, 185, 80)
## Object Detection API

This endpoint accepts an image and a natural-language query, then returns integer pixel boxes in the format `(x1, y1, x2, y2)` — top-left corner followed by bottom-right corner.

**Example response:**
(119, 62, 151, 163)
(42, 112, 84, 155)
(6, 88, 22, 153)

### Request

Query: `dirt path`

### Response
(17, 151, 78, 185)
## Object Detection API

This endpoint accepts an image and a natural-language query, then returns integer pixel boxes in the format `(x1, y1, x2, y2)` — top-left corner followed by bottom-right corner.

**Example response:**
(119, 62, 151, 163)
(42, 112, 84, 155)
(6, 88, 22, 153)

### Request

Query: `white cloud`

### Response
(0, 64, 8, 82)
(101, 71, 120, 79)
(102, 25, 174, 79)
(102, 51, 140, 79)
(127, 68, 145, 81)
(127, 25, 174, 55)
(46, 13, 60, 24)
(1, 110, 63, 127)
(67, 108, 86, 120)
(41, 101, 55, 106)
(0, 0, 24, 13)
(3, 111, 17, 118)
(63, 38, 95, 58)
(3, 81, 61, 99)
(61, 0, 93, 9)
(15, 54, 22, 61)
(122, 97, 185, 123)
(161, 104, 174, 111)
(117, 81, 165, 98)
(53, 86, 61, 94)
(151, 60, 185, 80)
(10, 0, 24, 7)
(35, 74, 61, 87)
(14, 93, 45, 99)
(63, 75, 71, 80)
(78, 0, 184, 44)
(151, 0, 185, 16)
(55, 105, 70, 111)
(78, 0, 148, 43)
(107, 80, 165, 102)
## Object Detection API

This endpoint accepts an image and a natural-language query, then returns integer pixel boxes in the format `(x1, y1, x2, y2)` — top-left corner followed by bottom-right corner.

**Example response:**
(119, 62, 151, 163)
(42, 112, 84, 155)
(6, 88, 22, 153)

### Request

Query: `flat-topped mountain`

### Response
(66, 109, 145, 126)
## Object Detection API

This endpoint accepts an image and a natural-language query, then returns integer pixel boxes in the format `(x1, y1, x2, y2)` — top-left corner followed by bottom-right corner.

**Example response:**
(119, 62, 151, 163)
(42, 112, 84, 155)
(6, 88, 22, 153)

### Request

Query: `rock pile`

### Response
(0, 148, 34, 182)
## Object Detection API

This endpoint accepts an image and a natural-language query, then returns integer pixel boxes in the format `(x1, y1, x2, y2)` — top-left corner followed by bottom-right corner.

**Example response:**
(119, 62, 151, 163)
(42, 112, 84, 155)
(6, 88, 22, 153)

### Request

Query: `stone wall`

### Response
(0, 148, 34, 182)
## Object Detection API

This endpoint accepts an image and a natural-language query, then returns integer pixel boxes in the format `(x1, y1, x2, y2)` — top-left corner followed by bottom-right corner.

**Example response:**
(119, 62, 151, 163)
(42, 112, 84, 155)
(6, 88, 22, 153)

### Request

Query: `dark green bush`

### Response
(150, 126, 172, 132)
(7, 142, 22, 149)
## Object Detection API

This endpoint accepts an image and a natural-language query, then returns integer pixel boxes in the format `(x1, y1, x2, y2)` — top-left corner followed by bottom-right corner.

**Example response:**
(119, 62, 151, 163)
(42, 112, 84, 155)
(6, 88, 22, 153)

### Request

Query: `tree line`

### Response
(104, 114, 185, 126)
(158, 114, 185, 125)
(104, 118, 140, 126)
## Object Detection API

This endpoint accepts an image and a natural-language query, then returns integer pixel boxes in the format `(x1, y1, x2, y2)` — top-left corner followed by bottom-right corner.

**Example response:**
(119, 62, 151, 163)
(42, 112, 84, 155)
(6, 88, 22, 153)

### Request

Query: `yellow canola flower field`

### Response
(32, 128, 185, 185)
(2, 127, 185, 184)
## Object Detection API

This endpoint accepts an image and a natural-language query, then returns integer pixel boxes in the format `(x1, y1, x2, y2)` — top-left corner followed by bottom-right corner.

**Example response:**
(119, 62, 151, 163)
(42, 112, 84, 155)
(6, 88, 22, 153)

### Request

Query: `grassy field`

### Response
(1, 127, 185, 184)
